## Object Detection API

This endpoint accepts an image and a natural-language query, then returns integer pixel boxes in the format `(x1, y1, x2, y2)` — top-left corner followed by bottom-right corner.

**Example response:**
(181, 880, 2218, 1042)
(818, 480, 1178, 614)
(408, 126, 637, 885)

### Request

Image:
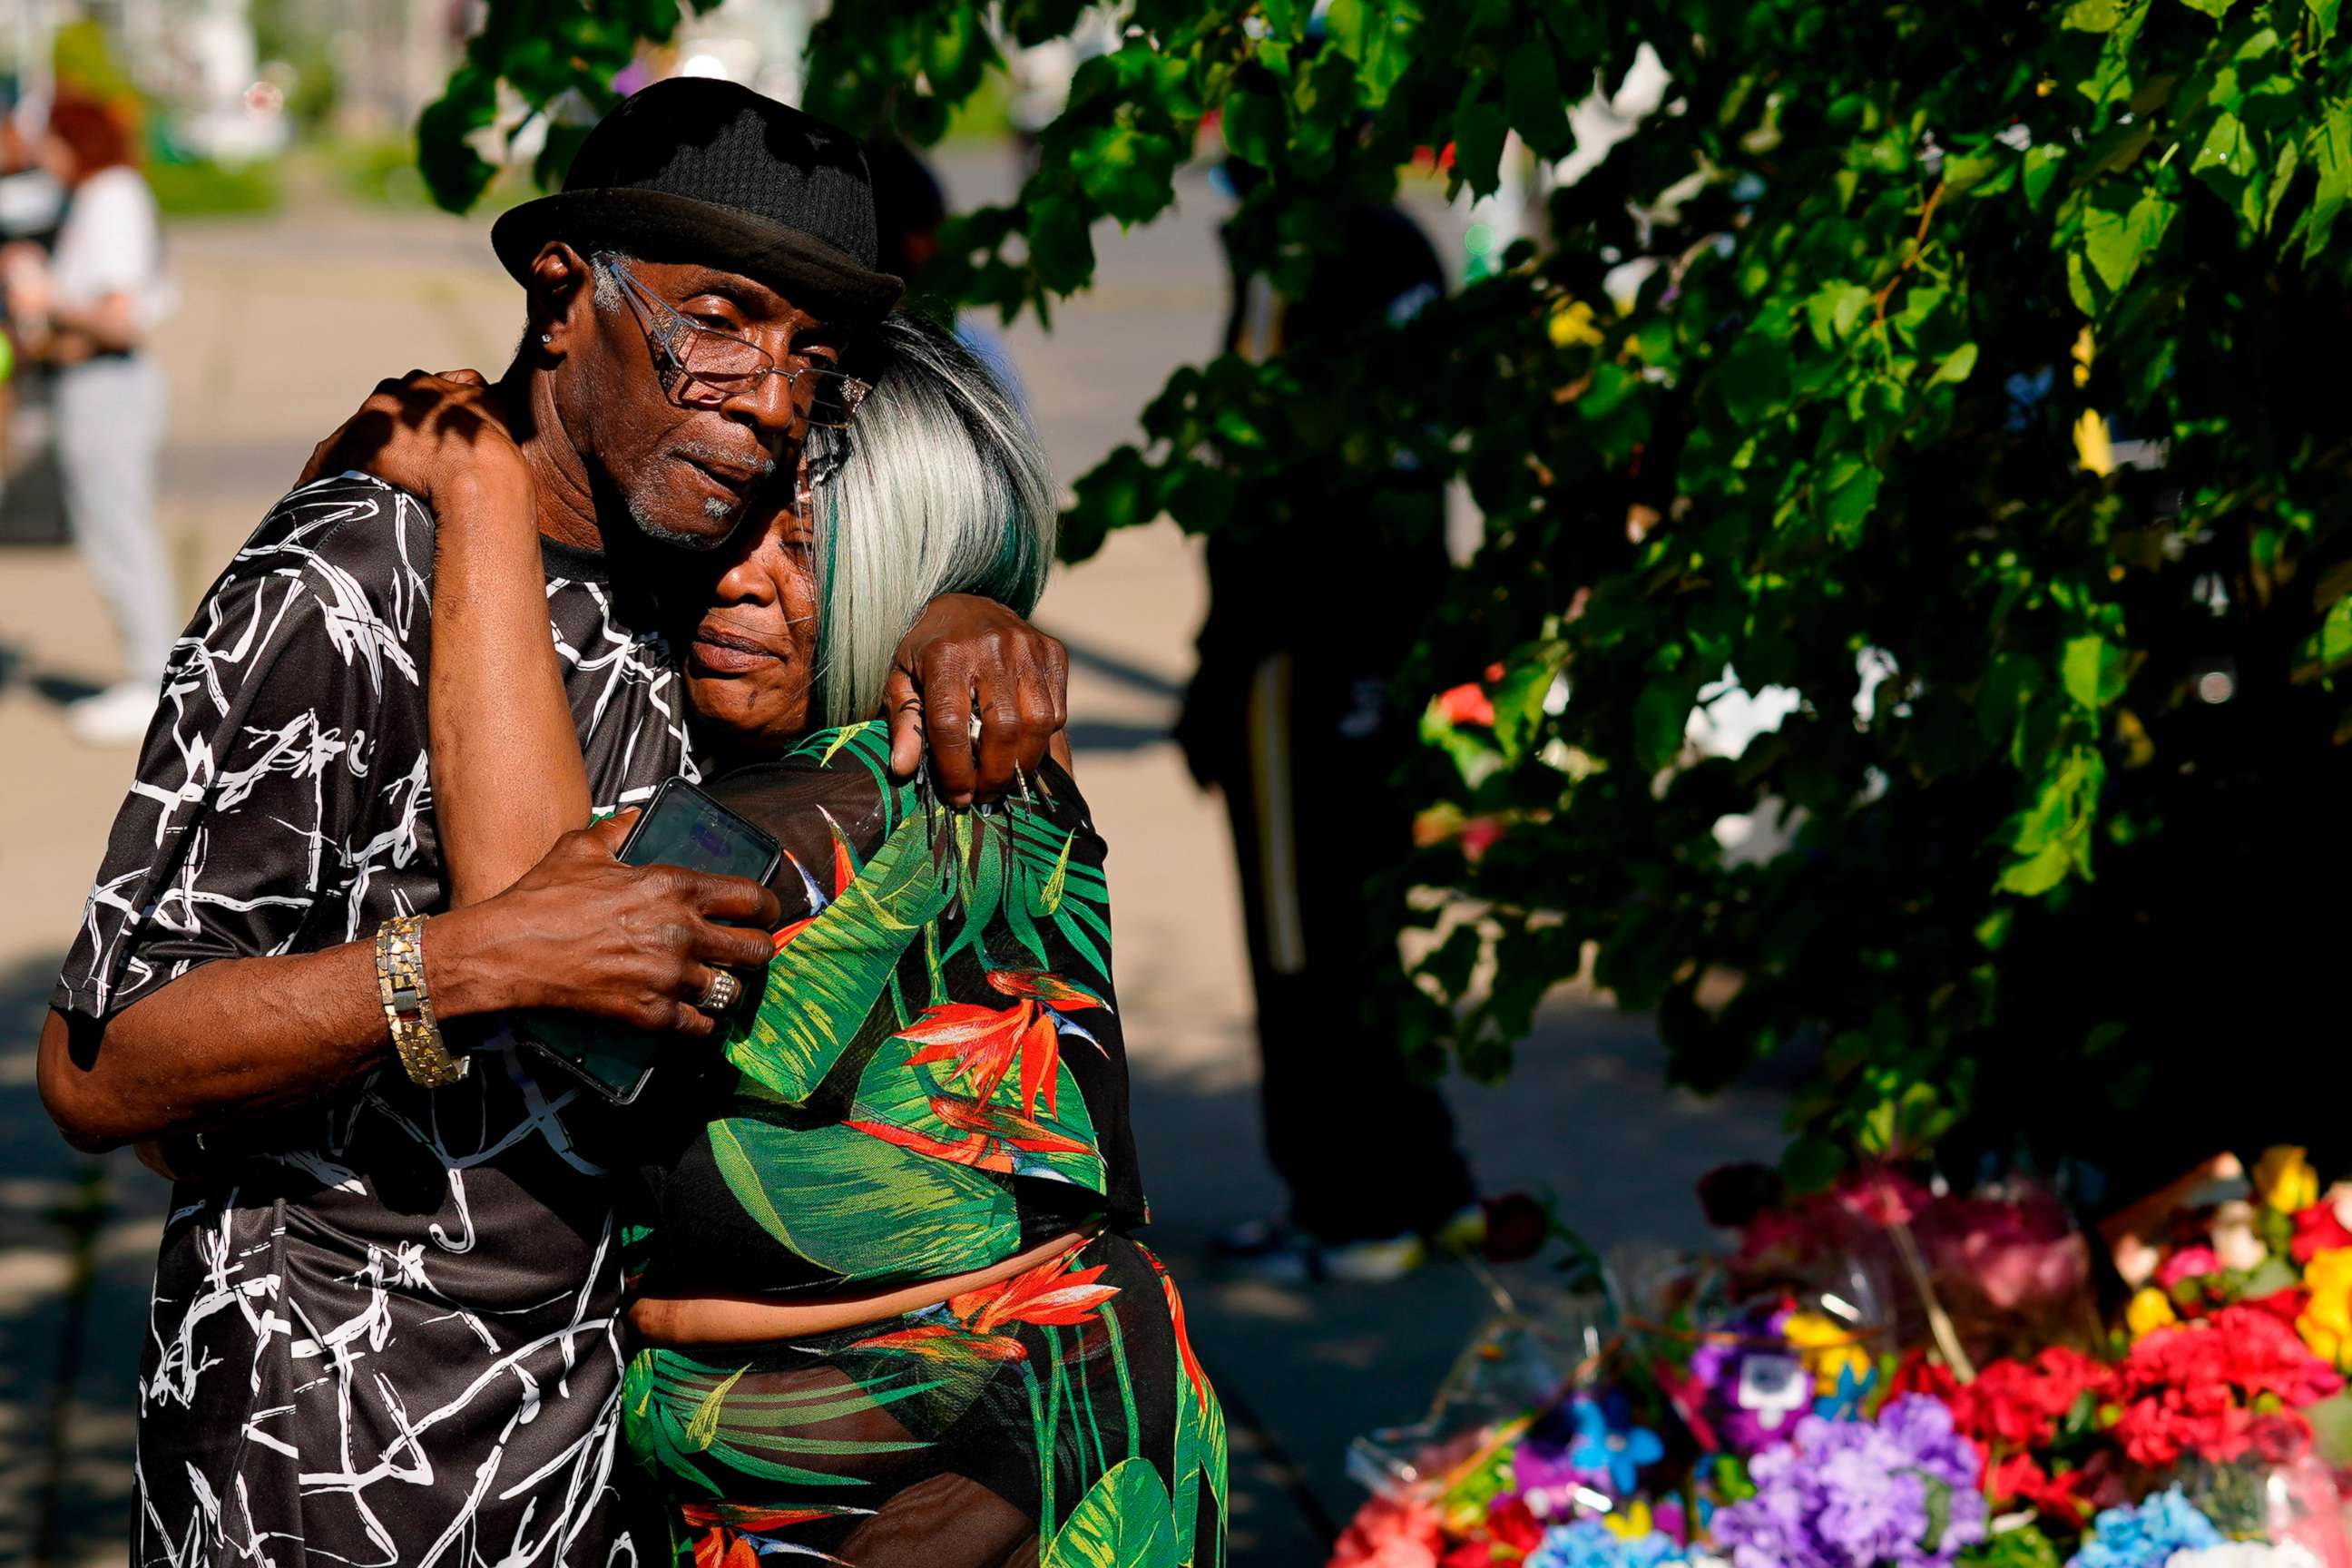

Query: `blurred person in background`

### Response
(1180, 167, 1483, 1283)
(4, 93, 176, 744)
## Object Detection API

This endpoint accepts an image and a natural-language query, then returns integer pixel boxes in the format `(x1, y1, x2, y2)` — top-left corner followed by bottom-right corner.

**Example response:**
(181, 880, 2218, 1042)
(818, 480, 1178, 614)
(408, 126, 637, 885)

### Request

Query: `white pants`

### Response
(56, 354, 173, 685)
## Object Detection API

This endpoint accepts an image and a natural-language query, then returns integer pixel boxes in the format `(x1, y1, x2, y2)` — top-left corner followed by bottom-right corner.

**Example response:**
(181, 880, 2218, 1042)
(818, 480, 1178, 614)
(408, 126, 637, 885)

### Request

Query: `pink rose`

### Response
(2158, 1245, 2225, 1290)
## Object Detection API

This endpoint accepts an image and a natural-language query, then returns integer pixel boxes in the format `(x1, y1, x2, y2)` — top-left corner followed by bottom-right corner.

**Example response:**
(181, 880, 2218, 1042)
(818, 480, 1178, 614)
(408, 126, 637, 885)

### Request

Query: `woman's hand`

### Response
(433, 811, 783, 1038)
(885, 594, 1070, 806)
(300, 368, 533, 534)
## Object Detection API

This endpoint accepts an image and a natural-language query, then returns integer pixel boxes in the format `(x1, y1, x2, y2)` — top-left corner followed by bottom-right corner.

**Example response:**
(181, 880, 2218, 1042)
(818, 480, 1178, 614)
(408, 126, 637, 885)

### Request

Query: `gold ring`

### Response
(698, 970, 742, 1013)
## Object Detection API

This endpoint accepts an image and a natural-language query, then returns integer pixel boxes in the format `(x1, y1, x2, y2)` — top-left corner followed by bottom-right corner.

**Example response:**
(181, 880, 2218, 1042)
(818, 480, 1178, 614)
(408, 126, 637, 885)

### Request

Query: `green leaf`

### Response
(1070, 123, 1183, 227)
(709, 1115, 1022, 1279)
(1998, 841, 2074, 895)
(2061, 634, 2128, 710)
(724, 814, 951, 1104)
(1818, 456, 1883, 544)
(1804, 283, 1874, 348)
(1633, 678, 1694, 769)
(2024, 144, 2067, 209)
(683, 1366, 746, 1452)
(1450, 97, 1511, 200)
(2308, 103, 2352, 265)
(1928, 342, 1980, 385)
(1781, 1134, 1849, 1195)
(2266, 133, 2303, 234)
(2081, 190, 2174, 294)
(1503, 43, 1574, 159)
(1489, 656, 1555, 760)
(1044, 1457, 1179, 1568)
(2306, 593, 2352, 675)
(1716, 335, 1789, 425)
(2177, 0, 2235, 15)
(2312, 0, 2343, 46)
(1027, 194, 1099, 295)
(1323, 0, 1414, 103)
(1221, 83, 1285, 168)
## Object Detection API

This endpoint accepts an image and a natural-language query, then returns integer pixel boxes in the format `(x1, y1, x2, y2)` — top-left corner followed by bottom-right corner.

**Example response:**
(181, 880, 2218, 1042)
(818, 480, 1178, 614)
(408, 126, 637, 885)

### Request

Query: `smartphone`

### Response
(522, 776, 782, 1105)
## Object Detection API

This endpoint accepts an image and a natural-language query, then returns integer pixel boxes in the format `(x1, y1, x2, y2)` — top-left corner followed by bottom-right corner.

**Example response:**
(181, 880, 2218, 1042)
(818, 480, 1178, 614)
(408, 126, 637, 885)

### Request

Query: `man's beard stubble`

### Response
(615, 440, 780, 550)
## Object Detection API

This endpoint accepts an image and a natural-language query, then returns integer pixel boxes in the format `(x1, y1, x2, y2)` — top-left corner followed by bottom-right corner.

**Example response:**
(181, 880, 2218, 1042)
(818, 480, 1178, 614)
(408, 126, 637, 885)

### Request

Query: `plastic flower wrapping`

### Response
(1332, 1151, 2352, 1568)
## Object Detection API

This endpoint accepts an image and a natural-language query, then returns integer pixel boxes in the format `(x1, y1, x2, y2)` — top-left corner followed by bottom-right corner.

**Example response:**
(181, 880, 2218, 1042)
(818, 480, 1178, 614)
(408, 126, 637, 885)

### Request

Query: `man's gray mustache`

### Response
(673, 441, 777, 477)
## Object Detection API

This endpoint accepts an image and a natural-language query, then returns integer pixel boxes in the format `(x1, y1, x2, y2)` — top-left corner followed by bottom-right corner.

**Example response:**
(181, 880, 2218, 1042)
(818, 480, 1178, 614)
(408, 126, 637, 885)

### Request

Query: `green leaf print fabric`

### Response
(632, 723, 1148, 1300)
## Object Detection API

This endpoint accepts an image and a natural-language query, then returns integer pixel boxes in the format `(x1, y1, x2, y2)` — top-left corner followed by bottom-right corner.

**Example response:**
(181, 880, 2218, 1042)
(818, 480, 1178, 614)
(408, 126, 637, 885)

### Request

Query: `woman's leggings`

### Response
(623, 1232, 1227, 1567)
(56, 355, 173, 685)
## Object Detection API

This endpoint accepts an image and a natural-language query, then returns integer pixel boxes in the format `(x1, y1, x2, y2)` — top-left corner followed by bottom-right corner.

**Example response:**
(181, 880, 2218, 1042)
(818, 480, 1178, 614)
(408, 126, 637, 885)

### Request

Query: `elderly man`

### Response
(38, 81, 1064, 1566)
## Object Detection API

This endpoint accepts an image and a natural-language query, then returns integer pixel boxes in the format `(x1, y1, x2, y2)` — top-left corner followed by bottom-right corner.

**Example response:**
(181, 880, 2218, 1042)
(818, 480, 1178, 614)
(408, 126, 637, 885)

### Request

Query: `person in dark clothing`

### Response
(1177, 196, 1479, 1280)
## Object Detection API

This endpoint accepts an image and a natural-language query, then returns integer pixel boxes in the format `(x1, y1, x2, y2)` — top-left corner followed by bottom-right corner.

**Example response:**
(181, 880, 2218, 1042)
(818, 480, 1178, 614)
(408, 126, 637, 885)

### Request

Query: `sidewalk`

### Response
(0, 172, 1787, 1566)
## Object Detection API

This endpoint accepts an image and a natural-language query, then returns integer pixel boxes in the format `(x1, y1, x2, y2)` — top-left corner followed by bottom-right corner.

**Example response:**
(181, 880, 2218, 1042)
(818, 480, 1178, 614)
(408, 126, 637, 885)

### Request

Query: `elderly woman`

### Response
(390, 309, 1224, 1567)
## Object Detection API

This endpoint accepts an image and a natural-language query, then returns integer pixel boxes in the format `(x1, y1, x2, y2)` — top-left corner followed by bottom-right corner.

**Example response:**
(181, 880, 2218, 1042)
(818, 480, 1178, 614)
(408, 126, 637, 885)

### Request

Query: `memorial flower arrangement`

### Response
(1334, 1152, 2352, 1568)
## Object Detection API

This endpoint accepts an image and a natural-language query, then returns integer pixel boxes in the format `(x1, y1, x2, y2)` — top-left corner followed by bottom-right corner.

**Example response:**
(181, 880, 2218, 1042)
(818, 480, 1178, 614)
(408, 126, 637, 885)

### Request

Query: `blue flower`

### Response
(1563, 1393, 1666, 1496)
(2067, 1486, 2225, 1568)
(1527, 1520, 1690, 1568)
(1811, 1359, 1874, 1423)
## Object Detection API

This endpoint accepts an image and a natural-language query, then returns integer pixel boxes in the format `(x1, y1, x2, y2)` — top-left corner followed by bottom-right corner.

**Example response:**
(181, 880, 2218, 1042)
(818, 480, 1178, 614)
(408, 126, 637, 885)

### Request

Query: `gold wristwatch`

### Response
(376, 914, 467, 1087)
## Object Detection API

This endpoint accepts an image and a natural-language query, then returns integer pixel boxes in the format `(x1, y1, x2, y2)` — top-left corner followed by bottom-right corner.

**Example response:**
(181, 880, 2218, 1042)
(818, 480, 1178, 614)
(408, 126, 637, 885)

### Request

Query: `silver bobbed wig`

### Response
(808, 312, 1055, 728)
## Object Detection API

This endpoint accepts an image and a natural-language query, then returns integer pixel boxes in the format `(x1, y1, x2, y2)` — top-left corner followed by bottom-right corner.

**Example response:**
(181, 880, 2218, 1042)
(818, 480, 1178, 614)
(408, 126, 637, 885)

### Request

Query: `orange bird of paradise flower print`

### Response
(897, 970, 1107, 1118)
(849, 1250, 1122, 1363)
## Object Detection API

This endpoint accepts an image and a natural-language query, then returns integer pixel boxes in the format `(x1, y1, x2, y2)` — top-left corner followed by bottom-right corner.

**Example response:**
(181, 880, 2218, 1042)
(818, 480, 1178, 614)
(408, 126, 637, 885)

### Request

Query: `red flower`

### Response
(691, 1525, 755, 1568)
(844, 1323, 1032, 1362)
(897, 972, 1106, 1118)
(680, 1503, 837, 1568)
(2293, 1201, 2352, 1263)
(846, 1092, 1093, 1173)
(2115, 1304, 2342, 1466)
(1436, 682, 1495, 727)
(850, 1251, 1122, 1367)
(2241, 1286, 2310, 1328)
(1155, 1259, 1213, 1417)
(1984, 1451, 2097, 1524)
(1904, 1346, 2114, 1455)
(985, 969, 1105, 1011)
(948, 1251, 1120, 1335)
(900, 1000, 1063, 1115)
(1485, 1495, 1543, 1553)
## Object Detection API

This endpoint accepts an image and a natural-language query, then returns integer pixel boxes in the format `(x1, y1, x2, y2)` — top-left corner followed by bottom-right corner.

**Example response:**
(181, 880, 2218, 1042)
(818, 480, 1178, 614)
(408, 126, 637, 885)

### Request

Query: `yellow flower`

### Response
(2255, 1145, 2320, 1215)
(1605, 1501, 1654, 1541)
(1548, 296, 1603, 348)
(2126, 1287, 2179, 1341)
(1783, 1309, 1872, 1396)
(2298, 1248, 2352, 1369)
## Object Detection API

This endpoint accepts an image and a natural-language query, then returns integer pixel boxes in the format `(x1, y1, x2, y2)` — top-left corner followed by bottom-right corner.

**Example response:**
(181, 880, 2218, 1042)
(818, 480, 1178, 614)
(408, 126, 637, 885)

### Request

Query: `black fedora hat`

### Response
(492, 78, 903, 318)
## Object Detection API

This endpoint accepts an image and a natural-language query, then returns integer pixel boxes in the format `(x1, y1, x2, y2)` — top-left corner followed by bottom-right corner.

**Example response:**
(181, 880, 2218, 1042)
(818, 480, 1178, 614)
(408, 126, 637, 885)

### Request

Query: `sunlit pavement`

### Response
(0, 156, 1788, 1565)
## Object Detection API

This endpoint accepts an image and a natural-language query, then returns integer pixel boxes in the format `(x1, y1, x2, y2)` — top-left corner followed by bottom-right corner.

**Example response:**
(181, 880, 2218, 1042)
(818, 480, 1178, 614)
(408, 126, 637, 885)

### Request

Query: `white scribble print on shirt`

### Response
(54, 475, 696, 1568)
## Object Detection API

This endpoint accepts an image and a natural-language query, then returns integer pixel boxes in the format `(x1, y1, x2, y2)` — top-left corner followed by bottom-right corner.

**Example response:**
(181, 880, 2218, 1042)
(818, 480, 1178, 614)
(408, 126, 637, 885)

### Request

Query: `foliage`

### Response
(146, 158, 283, 218)
(424, 2, 2352, 1182)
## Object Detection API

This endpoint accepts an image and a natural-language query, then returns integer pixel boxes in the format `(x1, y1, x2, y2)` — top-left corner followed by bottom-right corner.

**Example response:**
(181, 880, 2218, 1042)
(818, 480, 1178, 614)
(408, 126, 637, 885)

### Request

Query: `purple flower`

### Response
(1689, 1309, 1819, 1455)
(1710, 1396, 1985, 1568)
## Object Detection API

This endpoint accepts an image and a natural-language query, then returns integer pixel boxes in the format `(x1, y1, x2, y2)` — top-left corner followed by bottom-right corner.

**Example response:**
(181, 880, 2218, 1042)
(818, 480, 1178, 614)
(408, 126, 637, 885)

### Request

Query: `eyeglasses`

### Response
(611, 262, 871, 428)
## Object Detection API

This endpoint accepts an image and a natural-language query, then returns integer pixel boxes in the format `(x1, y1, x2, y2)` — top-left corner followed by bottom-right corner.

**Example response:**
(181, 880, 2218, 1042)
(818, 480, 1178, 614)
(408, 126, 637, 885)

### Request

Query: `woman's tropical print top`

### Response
(628, 721, 1148, 1298)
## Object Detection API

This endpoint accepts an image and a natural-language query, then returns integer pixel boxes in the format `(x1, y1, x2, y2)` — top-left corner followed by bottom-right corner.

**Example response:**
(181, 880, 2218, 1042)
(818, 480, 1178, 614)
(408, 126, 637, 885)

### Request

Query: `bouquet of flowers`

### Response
(1333, 1149, 2352, 1568)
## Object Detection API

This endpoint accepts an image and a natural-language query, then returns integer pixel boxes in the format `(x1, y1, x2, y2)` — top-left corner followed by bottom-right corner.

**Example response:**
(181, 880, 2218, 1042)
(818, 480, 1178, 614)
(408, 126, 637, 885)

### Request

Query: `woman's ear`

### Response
(526, 243, 593, 358)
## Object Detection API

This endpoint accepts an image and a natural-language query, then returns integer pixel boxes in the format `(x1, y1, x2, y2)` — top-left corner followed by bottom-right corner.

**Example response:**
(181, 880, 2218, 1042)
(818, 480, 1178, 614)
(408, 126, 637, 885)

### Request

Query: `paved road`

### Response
(0, 155, 1786, 1566)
